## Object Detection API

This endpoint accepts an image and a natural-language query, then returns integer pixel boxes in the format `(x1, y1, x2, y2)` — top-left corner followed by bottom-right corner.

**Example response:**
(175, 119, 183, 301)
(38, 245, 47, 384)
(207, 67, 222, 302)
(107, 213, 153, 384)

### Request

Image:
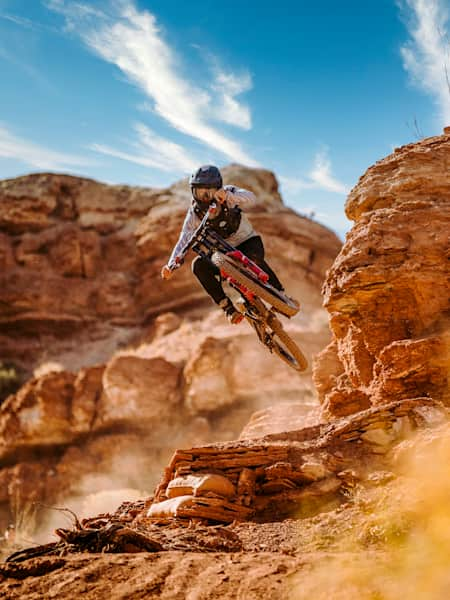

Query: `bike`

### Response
(170, 203, 308, 372)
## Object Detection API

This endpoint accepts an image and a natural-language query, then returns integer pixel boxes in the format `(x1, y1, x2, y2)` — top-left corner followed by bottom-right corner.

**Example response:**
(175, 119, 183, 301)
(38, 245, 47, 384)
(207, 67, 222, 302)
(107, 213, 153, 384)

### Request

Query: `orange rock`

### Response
(314, 133, 450, 418)
(99, 355, 182, 429)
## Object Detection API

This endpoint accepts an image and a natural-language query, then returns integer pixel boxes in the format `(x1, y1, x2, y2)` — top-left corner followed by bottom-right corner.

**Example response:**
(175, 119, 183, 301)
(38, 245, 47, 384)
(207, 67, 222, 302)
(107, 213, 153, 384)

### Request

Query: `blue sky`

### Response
(0, 0, 449, 237)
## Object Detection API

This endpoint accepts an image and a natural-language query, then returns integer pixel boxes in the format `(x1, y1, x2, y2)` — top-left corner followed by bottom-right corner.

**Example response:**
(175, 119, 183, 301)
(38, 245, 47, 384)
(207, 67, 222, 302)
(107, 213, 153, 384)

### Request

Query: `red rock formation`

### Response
(313, 132, 450, 418)
(0, 166, 339, 376)
(146, 397, 447, 523)
(0, 166, 341, 531)
(1, 145, 450, 597)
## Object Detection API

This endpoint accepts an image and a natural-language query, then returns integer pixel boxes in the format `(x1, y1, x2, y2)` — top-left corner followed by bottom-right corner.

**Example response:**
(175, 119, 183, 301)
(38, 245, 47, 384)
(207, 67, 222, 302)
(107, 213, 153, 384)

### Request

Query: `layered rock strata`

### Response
(0, 166, 341, 532)
(145, 397, 446, 523)
(0, 166, 339, 376)
(314, 132, 450, 418)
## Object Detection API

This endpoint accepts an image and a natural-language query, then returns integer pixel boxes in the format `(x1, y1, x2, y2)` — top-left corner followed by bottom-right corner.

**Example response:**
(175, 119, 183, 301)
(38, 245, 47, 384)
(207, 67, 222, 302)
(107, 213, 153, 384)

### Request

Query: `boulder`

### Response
(98, 355, 182, 429)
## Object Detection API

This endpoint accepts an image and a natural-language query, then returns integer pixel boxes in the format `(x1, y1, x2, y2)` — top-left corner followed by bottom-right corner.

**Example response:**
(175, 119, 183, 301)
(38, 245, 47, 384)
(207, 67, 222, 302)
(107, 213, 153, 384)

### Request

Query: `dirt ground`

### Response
(0, 503, 386, 600)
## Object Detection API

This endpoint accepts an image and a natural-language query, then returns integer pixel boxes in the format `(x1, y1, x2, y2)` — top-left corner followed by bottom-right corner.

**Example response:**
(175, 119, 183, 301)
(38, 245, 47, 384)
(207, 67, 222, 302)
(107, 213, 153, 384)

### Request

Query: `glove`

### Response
(214, 188, 228, 204)
(161, 264, 173, 280)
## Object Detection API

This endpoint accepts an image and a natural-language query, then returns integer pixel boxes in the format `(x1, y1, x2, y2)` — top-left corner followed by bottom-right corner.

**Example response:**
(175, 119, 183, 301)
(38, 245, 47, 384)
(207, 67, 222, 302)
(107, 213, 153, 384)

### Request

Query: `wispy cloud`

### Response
(90, 122, 199, 173)
(43, 0, 106, 32)
(0, 9, 61, 34)
(0, 123, 94, 171)
(278, 175, 314, 193)
(44, 0, 258, 167)
(211, 69, 252, 130)
(193, 46, 253, 130)
(279, 148, 349, 196)
(0, 13, 37, 29)
(0, 11, 58, 90)
(310, 148, 350, 194)
(400, 0, 450, 125)
(0, 44, 56, 92)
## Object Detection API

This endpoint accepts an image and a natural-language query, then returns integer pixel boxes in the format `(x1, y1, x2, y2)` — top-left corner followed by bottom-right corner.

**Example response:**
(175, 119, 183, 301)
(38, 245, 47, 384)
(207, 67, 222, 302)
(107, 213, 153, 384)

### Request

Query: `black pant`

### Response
(192, 236, 284, 305)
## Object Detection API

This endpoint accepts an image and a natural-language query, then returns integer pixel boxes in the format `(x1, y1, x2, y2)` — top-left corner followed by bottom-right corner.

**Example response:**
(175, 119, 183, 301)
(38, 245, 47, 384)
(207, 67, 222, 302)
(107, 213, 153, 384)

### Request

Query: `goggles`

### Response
(192, 187, 216, 203)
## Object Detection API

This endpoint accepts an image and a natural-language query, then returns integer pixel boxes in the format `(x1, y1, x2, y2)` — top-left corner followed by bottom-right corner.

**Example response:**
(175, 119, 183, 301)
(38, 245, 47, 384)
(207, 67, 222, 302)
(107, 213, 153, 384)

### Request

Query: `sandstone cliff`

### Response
(313, 133, 450, 418)
(0, 164, 337, 376)
(0, 165, 341, 533)
(1, 134, 450, 600)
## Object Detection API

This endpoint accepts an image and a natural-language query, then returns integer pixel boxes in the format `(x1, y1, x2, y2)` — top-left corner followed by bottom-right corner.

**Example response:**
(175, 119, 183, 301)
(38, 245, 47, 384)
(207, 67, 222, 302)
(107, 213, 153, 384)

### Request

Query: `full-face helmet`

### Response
(189, 165, 223, 204)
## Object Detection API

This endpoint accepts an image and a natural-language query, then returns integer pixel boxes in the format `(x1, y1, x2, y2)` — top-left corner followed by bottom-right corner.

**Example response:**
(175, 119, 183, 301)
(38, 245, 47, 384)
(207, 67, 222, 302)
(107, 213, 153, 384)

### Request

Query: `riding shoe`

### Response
(219, 298, 244, 325)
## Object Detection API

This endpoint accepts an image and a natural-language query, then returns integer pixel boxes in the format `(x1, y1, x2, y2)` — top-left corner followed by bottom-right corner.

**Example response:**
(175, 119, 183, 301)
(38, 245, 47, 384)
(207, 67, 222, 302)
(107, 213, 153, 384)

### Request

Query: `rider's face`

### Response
(193, 187, 216, 203)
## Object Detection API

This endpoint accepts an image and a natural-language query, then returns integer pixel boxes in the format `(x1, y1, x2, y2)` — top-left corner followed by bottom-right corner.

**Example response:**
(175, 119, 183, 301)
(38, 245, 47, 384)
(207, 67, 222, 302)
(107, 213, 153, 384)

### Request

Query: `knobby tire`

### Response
(267, 314, 308, 371)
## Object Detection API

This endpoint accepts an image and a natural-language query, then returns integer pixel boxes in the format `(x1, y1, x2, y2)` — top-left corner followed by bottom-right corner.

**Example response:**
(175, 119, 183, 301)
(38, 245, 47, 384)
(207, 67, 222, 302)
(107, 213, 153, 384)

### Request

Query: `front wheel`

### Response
(267, 314, 308, 372)
(212, 252, 299, 318)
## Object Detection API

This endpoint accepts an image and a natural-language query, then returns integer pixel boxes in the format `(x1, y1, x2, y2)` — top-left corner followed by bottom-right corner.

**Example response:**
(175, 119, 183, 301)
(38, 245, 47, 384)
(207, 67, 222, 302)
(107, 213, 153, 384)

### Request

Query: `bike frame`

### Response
(170, 203, 307, 371)
(174, 204, 270, 304)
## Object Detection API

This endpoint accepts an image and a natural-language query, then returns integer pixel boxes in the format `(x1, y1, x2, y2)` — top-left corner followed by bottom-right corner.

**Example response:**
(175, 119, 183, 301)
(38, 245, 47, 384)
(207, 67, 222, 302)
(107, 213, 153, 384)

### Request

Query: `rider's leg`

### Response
(236, 236, 284, 291)
(192, 257, 242, 323)
(192, 256, 225, 303)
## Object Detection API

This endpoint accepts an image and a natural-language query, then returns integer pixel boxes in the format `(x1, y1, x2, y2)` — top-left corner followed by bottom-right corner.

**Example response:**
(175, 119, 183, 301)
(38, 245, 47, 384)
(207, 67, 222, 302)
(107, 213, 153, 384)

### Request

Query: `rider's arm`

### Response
(223, 185, 256, 208)
(167, 206, 199, 269)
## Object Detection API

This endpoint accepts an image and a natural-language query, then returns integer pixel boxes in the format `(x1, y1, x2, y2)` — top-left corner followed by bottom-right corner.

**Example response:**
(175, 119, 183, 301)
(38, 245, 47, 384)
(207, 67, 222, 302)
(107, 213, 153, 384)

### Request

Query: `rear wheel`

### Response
(212, 253, 299, 317)
(267, 314, 308, 372)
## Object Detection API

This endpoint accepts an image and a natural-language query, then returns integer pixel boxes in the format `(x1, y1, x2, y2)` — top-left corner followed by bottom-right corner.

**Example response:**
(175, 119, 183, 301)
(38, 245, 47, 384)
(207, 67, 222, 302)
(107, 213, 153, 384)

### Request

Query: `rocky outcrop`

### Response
(313, 132, 450, 418)
(0, 166, 341, 532)
(0, 166, 339, 377)
(145, 397, 447, 524)
(2, 138, 450, 599)
(0, 309, 330, 532)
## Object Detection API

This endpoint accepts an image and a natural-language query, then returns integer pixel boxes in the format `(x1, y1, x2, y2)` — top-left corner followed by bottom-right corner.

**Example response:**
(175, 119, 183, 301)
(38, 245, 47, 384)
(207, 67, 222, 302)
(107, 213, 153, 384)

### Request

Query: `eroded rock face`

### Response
(0, 166, 341, 530)
(0, 166, 340, 376)
(146, 397, 448, 523)
(99, 356, 182, 429)
(314, 133, 450, 418)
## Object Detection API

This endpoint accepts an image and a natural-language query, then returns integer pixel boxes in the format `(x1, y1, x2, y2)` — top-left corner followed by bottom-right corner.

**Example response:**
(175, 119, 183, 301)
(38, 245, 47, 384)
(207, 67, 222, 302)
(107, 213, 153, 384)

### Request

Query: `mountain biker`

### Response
(161, 165, 284, 324)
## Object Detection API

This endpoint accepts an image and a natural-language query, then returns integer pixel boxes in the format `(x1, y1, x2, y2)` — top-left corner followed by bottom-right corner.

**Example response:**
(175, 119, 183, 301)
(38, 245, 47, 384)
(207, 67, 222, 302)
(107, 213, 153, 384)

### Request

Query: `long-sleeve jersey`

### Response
(168, 185, 257, 268)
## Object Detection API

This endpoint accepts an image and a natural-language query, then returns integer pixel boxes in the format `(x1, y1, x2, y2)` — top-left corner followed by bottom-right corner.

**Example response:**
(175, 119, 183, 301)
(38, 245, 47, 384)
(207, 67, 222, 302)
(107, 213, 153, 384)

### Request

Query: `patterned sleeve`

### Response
(223, 185, 256, 208)
(167, 206, 199, 268)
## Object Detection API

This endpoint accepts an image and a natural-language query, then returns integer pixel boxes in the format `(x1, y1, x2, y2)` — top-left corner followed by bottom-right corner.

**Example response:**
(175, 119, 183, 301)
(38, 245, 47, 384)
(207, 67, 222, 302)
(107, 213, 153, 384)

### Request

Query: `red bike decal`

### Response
(226, 250, 270, 283)
(219, 268, 255, 302)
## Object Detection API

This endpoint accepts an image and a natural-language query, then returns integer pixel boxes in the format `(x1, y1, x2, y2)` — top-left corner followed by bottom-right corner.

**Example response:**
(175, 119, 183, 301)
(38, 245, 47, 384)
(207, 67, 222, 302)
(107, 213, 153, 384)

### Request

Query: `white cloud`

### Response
(310, 149, 350, 194)
(45, 0, 258, 167)
(211, 70, 252, 130)
(90, 122, 199, 173)
(400, 0, 450, 125)
(0, 123, 94, 171)
(43, 0, 105, 32)
(278, 175, 314, 194)
(279, 148, 349, 196)
(0, 43, 56, 92)
(0, 13, 37, 29)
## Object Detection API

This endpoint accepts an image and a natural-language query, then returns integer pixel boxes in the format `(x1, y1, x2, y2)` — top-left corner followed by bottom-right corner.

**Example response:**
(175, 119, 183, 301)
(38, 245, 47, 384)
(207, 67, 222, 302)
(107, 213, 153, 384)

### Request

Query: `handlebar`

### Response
(168, 201, 219, 271)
